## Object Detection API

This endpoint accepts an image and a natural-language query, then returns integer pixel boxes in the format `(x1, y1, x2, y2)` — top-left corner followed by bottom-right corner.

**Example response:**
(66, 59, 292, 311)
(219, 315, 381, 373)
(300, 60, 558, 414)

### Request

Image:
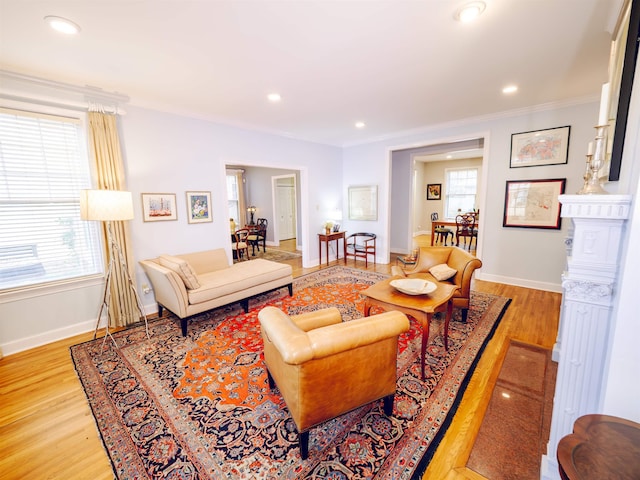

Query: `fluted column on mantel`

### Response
(540, 194, 631, 480)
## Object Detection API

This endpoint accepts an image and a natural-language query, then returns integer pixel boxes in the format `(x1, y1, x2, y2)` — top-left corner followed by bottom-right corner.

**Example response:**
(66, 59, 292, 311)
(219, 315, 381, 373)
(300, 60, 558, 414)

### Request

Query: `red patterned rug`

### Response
(71, 266, 510, 479)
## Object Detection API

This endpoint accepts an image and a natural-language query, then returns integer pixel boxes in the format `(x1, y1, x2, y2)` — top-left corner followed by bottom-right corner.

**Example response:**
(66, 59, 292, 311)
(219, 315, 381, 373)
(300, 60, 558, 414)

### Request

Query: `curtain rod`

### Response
(0, 92, 126, 116)
(0, 69, 130, 104)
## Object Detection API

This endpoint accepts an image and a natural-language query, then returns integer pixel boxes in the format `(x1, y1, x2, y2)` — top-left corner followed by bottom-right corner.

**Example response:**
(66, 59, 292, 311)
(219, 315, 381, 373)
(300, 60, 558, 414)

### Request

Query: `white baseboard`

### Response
(1, 318, 97, 356)
(476, 272, 562, 293)
(2, 303, 160, 357)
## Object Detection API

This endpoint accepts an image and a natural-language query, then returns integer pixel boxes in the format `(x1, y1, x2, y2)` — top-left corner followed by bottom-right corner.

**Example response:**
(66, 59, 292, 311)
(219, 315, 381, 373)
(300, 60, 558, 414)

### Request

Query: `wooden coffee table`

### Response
(361, 275, 458, 380)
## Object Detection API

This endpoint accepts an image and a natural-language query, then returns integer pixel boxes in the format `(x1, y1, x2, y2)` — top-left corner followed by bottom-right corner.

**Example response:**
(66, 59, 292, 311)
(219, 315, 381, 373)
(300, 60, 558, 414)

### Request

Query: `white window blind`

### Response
(0, 107, 102, 290)
(444, 167, 478, 219)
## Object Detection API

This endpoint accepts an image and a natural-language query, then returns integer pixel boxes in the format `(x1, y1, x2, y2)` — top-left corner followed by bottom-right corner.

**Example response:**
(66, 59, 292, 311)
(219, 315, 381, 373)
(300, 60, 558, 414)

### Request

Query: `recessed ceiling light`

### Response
(44, 16, 81, 35)
(267, 93, 281, 102)
(454, 2, 486, 23)
(355, 121, 366, 129)
(502, 85, 518, 94)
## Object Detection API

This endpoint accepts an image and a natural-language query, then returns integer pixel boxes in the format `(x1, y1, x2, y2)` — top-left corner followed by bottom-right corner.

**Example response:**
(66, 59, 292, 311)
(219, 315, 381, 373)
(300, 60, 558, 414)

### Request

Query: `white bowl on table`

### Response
(390, 278, 437, 296)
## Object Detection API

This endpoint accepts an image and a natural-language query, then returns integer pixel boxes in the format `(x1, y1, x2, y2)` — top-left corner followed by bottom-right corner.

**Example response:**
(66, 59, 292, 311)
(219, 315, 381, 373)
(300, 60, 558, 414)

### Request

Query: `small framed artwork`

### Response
(510, 126, 571, 168)
(427, 183, 441, 200)
(186, 191, 212, 224)
(348, 185, 378, 221)
(141, 193, 177, 222)
(503, 178, 566, 229)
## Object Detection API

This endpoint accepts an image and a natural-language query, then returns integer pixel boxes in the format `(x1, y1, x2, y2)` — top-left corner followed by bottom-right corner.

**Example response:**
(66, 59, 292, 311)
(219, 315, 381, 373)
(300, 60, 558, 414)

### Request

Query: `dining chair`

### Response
(431, 212, 453, 245)
(455, 213, 477, 250)
(232, 228, 250, 261)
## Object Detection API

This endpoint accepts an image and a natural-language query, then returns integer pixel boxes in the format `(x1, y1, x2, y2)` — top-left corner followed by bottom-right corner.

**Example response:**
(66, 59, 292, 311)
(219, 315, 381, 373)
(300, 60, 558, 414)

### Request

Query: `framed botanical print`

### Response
(427, 183, 441, 200)
(186, 191, 212, 224)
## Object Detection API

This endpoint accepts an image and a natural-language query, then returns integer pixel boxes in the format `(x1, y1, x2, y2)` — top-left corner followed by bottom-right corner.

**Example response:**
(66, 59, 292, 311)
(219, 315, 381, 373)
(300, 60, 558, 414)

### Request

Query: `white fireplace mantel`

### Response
(540, 193, 632, 480)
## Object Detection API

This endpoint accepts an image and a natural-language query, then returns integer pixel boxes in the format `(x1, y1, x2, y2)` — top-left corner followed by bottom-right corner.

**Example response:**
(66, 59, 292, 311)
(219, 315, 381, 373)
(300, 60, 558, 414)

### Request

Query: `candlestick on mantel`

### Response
(598, 82, 610, 126)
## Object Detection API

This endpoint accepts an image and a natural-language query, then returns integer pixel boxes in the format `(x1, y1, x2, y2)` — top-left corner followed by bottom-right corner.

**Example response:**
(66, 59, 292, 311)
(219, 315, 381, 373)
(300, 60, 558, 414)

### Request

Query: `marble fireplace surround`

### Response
(540, 194, 632, 480)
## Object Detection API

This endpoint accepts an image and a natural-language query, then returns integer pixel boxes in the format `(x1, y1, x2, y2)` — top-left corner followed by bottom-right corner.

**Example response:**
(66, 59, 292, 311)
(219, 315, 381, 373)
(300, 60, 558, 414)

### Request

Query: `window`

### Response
(226, 173, 240, 223)
(444, 167, 478, 219)
(0, 107, 102, 290)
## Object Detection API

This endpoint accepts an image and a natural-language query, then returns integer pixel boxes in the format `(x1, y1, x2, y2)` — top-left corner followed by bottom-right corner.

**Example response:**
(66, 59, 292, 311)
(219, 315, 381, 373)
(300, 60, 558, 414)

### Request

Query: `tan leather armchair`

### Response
(391, 246, 482, 322)
(258, 306, 410, 459)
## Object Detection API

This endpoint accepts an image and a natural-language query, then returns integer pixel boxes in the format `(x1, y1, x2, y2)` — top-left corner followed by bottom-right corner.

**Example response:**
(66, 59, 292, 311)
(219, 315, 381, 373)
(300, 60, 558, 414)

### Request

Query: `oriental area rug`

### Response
(71, 266, 510, 479)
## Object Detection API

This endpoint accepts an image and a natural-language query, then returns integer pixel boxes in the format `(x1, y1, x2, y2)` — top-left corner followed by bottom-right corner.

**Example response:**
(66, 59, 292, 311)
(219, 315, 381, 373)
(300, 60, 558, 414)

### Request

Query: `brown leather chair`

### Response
(391, 246, 482, 322)
(258, 306, 409, 459)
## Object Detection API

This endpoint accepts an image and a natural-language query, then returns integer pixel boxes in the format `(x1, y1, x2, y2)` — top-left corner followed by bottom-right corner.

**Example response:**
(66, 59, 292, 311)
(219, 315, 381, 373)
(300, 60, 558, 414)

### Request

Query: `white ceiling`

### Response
(0, 0, 624, 147)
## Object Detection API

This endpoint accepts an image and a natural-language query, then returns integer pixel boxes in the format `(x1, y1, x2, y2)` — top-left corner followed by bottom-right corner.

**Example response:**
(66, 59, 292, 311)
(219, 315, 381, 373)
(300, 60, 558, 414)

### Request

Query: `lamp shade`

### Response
(80, 189, 134, 221)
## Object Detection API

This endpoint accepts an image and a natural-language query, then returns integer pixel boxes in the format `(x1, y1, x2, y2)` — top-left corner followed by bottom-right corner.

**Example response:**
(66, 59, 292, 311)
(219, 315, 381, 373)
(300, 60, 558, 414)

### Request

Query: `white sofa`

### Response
(140, 248, 293, 336)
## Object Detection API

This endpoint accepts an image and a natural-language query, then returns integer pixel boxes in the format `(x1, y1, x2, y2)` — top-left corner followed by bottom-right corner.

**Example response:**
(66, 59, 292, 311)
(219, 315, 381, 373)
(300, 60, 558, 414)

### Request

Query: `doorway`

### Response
(389, 135, 487, 258)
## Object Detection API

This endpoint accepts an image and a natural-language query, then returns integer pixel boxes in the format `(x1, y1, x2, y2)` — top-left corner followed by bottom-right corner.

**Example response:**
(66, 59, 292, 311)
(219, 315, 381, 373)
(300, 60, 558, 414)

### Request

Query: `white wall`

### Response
(0, 102, 342, 354)
(343, 102, 596, 291)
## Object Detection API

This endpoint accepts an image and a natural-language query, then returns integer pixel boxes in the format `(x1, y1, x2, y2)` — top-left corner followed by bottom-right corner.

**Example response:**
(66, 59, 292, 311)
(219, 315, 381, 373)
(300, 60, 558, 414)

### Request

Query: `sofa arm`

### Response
(259, 306, 315, 365)
(390, 265, 406, 277)
(307, 311, 409, 359)
(290, 307, 342, 332)
(404, 246, 452, 274)
(140, 260, 190, 318)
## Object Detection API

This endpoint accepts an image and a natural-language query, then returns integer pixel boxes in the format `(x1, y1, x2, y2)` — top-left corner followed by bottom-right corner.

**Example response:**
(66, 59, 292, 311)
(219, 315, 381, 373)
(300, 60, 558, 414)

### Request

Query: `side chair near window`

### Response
(247, 218, 268, 256)
(345, 232, 377, 267)
(431, 212, 453, 245)
(258, 306, 410, 459)
(455, 212, 478, 250)
(391, 246, 482, 322)
(232, 228, 250, 261)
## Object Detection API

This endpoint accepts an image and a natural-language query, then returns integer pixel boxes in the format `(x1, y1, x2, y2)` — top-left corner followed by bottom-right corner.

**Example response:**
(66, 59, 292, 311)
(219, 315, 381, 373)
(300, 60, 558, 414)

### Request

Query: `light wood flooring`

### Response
(0, 237, 561, 479)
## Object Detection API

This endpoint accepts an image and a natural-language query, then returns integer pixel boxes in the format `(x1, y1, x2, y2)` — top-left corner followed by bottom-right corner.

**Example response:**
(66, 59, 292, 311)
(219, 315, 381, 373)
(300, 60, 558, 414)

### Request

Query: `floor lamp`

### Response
(80, 189, 149, 349)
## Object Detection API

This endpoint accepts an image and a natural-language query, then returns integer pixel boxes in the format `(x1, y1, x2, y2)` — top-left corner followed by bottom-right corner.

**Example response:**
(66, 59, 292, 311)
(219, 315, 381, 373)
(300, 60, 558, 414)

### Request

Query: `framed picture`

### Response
(503, 178, 566, 229)
(607, 0, 640, 180)
(348, 185, 377, 221)
(141, 193, 177, 222)
(186, 191, 212, 224)
(426, 183, 441, 200)
(510, 126, 570, 168)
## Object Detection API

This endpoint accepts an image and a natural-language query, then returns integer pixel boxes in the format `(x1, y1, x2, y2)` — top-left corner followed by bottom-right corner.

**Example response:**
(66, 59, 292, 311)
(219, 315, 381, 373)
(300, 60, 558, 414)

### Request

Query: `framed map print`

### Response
(503, 178, 565, 229)
(510, 126, 570, 168)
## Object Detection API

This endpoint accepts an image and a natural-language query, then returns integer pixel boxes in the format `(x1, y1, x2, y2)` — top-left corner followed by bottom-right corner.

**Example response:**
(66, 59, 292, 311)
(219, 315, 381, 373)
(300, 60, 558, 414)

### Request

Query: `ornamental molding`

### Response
(558, 194, 631, 220)
(562, 278, 612, 302)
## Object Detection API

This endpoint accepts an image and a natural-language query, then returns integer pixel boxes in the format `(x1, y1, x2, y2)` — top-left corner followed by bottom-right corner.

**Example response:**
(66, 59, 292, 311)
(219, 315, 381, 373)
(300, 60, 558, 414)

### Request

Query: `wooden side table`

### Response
(557, 414, 640, 479)
(318, 231, 346, 266)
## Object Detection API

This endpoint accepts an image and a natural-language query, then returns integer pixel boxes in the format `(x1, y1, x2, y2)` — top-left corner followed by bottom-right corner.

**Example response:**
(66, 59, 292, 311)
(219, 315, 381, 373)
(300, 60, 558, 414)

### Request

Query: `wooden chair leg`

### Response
(299, 431, 309, 460)
(383, 393, 394, 415)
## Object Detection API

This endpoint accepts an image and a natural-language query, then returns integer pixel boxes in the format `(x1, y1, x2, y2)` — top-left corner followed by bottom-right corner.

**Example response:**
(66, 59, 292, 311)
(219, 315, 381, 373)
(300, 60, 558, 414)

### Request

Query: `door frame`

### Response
(387, 130, 490, 263)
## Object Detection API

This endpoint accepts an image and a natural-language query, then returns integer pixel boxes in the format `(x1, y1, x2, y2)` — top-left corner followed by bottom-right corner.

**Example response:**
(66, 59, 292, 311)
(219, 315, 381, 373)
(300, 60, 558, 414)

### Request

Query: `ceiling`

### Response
(0, 0, 624, 147)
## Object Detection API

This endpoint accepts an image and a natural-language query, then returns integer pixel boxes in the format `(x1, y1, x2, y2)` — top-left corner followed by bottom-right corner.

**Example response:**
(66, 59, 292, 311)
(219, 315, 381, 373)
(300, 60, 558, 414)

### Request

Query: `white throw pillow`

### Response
(159, 255, 201, 289)
(429, 263, 457, 282)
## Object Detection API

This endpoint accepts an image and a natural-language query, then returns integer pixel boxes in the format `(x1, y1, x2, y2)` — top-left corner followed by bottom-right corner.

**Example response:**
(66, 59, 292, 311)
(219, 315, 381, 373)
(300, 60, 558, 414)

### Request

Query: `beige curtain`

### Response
(238, 171, 247, 227)
(88, 111, 138, 327)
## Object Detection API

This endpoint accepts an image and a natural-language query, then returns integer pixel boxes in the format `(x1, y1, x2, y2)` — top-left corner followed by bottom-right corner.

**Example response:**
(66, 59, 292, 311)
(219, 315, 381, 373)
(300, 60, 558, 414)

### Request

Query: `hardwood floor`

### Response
(0, 238, 561, 479)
